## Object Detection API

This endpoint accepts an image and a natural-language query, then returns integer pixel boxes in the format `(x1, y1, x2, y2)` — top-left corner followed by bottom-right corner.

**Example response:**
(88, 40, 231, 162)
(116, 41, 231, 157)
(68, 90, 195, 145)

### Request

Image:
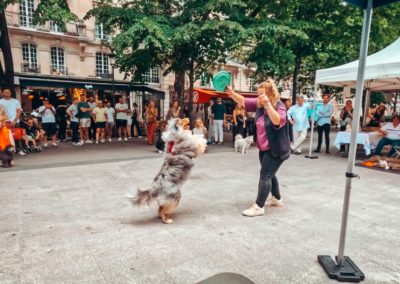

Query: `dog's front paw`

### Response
(163, 218, 174, 224)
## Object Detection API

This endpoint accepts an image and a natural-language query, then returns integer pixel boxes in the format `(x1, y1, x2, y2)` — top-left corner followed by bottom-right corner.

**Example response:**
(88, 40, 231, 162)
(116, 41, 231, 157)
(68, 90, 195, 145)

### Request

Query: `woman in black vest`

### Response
(227, 80, 290, 217)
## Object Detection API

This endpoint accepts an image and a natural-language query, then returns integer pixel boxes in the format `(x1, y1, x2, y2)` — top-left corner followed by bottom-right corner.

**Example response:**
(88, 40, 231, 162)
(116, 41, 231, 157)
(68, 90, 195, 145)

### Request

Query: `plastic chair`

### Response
(391, 146, 400, 159)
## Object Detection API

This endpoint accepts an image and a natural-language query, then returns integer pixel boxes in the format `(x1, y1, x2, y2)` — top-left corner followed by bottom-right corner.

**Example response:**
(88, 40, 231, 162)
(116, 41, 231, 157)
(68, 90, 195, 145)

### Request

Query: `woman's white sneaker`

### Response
(242, 203, 265, 217)
(265, 197, 283, 207)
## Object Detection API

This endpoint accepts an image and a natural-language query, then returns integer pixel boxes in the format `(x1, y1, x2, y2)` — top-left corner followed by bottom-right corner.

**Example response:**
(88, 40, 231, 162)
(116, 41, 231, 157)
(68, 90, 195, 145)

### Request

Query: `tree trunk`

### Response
(188, 63, 194, 127)
(0, 11, 15, 95)
(291, 57, 301, 103)
(174, 70, 185, 108)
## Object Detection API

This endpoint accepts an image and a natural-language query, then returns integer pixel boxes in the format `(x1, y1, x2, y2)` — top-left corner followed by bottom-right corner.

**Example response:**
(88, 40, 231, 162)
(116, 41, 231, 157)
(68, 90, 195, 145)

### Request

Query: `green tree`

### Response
(239, 0, 400, 101)
(1, 0, 76, 93)
(370, 92, 386, 106)
(88, 0, 246, 114)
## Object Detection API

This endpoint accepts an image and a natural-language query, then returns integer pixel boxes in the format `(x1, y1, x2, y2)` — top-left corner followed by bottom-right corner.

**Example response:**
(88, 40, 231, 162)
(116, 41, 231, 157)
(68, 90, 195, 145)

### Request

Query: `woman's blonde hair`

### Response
(258, 79, 280, 107)
(195, 118, 204, 128)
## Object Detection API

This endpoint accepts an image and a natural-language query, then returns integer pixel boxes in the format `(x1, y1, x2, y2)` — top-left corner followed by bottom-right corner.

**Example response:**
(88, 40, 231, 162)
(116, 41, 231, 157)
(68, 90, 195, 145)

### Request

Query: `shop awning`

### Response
(193, 88, 257, 103)
(16, 74, 165, 99)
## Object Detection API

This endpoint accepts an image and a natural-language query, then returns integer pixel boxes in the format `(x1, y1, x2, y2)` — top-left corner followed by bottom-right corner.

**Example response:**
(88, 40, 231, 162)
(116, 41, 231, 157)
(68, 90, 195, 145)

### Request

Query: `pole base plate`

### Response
(305, 155, 319, 159)
(318, 255, 365, 283)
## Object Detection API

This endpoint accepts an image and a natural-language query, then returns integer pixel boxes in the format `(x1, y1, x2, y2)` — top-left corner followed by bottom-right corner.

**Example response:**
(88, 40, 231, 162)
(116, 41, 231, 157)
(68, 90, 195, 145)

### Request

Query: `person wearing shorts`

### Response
(115, 97, 129, 141)
(38, 98, 58, 147)
(105, 101, 115, 142)
(77, 97, 92, 144)
(93, 101, 108, 144)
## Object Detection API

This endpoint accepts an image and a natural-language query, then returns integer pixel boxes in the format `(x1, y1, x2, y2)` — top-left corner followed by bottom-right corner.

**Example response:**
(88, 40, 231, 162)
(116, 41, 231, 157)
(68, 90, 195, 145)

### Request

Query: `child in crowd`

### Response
(155, 119, 168, 154)
(22, 117, 42, 152)
(93, 101, 108, 144)
(193, 118, 207, 138)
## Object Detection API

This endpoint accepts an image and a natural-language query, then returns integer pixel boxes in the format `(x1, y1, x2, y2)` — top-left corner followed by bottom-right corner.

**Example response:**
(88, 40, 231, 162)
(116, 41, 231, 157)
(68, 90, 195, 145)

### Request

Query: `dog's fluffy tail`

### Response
(126, 187, 154, 207)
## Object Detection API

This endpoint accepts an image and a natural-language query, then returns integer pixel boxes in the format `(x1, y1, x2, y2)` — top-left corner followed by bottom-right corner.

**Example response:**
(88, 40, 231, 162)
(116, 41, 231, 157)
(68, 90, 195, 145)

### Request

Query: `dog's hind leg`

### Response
(160, 202, 178, 224)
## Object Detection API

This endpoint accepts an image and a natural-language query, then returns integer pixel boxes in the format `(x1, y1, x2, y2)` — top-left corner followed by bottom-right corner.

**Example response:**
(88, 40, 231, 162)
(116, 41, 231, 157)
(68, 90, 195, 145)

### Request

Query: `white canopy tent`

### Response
(315, 37, 400, 91)
(308, 37, 400, 159)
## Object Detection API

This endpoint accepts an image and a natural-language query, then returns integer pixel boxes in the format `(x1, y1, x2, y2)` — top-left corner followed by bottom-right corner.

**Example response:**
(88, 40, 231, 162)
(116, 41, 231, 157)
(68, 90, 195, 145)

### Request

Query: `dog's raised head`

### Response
(162, 118, 185, 143)
(235, 134, 244, 141)
(245, 136, 254, 144)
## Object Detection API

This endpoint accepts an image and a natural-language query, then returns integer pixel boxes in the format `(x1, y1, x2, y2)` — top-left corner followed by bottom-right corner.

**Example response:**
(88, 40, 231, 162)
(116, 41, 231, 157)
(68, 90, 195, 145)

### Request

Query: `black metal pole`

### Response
(112, 65, 115, 106)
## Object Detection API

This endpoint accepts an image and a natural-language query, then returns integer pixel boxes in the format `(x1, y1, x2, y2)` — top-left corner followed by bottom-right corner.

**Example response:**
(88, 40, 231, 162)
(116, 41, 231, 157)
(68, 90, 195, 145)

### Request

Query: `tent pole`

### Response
(337, 0, 372, 266)
(318, 0, 371, 281)
(305, 84, 318, 159)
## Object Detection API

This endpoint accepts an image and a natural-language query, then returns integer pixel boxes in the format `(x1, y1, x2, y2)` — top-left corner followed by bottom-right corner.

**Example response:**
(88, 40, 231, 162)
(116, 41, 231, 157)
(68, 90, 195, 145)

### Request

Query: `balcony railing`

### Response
(97, 72, 112, 79)
(5, 11, 101, 42)
(21, 63, 41, 73)
(50, 66, 68, 76)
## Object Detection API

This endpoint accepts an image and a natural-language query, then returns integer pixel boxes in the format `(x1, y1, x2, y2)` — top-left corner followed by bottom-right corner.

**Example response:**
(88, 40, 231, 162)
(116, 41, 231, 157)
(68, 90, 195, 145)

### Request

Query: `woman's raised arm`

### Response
(226, 86, 245, 107)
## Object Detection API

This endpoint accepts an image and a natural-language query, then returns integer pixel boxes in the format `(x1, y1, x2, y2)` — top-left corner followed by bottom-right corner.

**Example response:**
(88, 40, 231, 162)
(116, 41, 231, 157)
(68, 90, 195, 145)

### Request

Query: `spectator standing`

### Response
(0, 88, 25, 156)
(212, 97, 226, 145)
(339, 100, 354, 152)
(314, 94, 334, 154)
(56, 102, 68, 142)
(77, 96, 92, 144)
(166, 100, 183, 120)
(115, 97, 129, 141)
(245, 112, 255, 137)
(0, 88, 21, 126)
(374, 114, 400, 157)
(207, 100, 215, 143)
(232, 103, 246, 145)
(126, 108, 133, 139)
(287, 95, 310, 155)
(38, 98, 58, 147)
(66, 97, 81, 146)
(131, 103, 143, 138)
(87, 96, 97, 140)
(93, 101, 108, 144)
(105, 101, 115, 142)
(155, 119, 167, 154)
(146, 100, 158, 145)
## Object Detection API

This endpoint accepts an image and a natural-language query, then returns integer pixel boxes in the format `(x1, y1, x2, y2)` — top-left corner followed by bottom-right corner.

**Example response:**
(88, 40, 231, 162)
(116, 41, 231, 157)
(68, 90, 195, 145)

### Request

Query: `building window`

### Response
(51, 47, 65, 74)
(96, 53, 109, 77)
(50, 21, 62, 33)
(95, 23, 106, 40)
(22, 43, 38, 72)
(143, 68, 160, 84)
(19, 0, 35, 27)
(249, 78, 256, 92)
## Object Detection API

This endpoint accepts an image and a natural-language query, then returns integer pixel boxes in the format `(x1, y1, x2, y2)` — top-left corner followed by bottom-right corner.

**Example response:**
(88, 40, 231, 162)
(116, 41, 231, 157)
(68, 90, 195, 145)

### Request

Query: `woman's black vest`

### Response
(254, 101, 290, 160)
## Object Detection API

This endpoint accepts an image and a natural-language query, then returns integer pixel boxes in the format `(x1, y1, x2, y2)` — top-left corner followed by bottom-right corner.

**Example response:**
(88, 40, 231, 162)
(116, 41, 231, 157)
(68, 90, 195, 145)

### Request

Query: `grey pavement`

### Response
(1, 135, 399, 283)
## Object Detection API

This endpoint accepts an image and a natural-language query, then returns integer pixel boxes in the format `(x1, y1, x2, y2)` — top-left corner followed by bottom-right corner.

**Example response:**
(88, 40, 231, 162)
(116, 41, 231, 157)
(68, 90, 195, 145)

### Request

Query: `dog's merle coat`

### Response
(127, 118, 206, 224)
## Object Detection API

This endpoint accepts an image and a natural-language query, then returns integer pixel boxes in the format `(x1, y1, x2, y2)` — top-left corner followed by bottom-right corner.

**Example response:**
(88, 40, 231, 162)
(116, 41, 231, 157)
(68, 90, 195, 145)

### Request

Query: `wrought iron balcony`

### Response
(50, 66, 68, 76)
(21, 63, 41, 73)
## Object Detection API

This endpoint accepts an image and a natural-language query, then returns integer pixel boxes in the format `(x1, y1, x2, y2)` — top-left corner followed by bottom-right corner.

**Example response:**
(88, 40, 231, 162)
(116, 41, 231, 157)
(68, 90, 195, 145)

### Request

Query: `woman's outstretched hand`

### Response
(226, 86, 233, 96)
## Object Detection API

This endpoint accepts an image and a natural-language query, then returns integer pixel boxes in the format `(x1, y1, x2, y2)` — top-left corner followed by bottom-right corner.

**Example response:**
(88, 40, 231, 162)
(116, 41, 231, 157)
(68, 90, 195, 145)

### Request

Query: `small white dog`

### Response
(234, 134, 253, 154)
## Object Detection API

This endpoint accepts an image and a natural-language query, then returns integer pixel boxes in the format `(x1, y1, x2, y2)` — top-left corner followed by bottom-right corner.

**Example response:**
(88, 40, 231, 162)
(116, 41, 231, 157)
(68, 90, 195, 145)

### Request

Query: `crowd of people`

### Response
(1, 85, 399, 169)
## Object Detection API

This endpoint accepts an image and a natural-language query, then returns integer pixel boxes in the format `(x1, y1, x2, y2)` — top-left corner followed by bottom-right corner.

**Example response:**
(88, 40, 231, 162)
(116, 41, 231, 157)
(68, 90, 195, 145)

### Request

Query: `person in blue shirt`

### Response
(314, 94, 334, 154)
(287, 95, 310, 154)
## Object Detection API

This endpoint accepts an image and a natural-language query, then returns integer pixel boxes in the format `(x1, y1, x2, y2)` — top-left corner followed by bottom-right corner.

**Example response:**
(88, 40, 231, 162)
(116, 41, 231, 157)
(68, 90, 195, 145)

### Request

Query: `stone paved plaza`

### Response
(0, 143, 399, 284)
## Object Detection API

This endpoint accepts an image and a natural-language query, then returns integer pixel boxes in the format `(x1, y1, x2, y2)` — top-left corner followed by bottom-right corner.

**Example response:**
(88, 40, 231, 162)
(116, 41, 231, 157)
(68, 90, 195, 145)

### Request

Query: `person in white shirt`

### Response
(115, 97, 129, 141)
(375, 114, 400, 157)
(105, 101, 115, 142)
(38, 98, 58, 147)
(287, 95, 310, 154)
(0, 88, 21, 125)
